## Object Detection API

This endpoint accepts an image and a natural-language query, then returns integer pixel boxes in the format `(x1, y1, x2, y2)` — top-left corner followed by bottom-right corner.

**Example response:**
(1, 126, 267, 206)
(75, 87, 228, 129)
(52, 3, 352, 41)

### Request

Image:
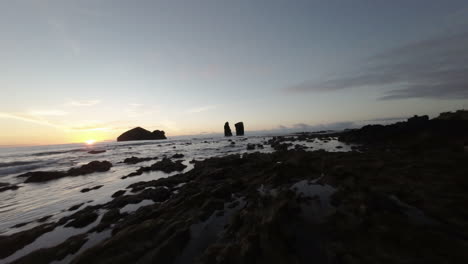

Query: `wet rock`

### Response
(200, 198, 225, 221)
(123, 156, 158, 164)
(12, 222, 31, 228)
(18, 171, 66, 183)
(91, 209, 126, 232)
(0, 223, 56, 258)
(88, 150, 106, 154)
(117, 127, 167, 141)
(140, 187, 171, 202)
(68, 203, 84, 211)
(224, 122, 233, 137)
(67, 161, 112, 176)
(112, 190, 126, 198)
(172, 153, 184, 159)
(0, 182, 19, 192)
(235, 122, 244, 136)
(18, 161, 112, 183)
(11, 234, 88, 264)
(80, 185, 103, 193)
(124, 158, 187, 178)
(246, 143, 256, 150)
(37, 215, 53, 223)
(59, 206, 101, 228)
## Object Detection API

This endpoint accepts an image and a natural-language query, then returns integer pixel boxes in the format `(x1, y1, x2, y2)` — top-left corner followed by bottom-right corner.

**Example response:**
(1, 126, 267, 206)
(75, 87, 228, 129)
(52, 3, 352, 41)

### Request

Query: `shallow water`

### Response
(0, 134, 352, 263)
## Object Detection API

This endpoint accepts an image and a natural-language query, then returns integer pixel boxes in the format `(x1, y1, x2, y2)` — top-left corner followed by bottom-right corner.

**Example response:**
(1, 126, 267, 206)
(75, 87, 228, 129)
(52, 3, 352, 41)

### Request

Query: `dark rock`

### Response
(124, 158, 187, 178)
(408, 115, 429, 124)
(18, 171, 66, 183)
(224, 122, 233, 137)
(10, 234, 88, 264)
(246, 143, 256, 150)
(123, 156, 158, 164)
(68, 203, 84, 211)
(88, 150, 106, 154)
(112, 190, 126, 198)
(0, 182, 19, 192)
(64, 209, 99, 228)
(37, 215, 52, 223)
(172, 153, 184, 159)
(150, 158, 187, 173)
(235, 122, 244, 136)
(117, 127, 167, 141)
(80, 185, 103, 193)
(67, 161, 112, 176)
(18, 161, 112, 183)
(12, 222, 30, 228)
(0, 223, 56, 258)
(436, 110, 468, 120)
(152, 130, 166, 139)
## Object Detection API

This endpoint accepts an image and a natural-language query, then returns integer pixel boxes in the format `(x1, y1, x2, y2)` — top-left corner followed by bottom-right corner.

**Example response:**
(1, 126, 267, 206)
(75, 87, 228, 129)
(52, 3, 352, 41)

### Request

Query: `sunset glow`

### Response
(85, 139, 96, 145)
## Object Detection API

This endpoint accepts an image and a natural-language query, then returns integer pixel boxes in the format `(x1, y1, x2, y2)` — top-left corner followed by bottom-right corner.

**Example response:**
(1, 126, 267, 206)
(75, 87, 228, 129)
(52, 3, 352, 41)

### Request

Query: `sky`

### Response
(1, 0, 468, 146)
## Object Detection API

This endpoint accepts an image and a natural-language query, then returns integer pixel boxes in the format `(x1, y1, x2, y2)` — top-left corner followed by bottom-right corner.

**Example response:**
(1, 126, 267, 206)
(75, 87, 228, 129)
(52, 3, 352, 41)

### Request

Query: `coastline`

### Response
(1, 112, 468, 263)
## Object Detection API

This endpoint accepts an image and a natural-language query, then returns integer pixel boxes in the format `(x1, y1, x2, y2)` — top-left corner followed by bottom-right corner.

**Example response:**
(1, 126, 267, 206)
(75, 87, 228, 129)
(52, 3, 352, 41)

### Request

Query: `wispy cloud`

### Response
(187, 105, 217, 113)
(28, 110, 68, 116)
(288, 30, 468, 100)
(68, 99, 101, 106)
(0, 112, 60, 128)
(0, 111, 109, 132)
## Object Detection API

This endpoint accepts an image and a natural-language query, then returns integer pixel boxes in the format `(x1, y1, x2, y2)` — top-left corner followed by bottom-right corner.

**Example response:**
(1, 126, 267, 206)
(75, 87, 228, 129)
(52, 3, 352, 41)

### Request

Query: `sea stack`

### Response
(117, 127, 167, 141)
(224, 122, 233, 137)
(235, 122, 244, 136)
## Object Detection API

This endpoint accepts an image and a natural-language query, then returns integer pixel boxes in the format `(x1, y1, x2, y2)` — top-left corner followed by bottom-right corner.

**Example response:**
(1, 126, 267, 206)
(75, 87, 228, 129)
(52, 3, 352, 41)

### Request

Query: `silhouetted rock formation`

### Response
(339, 112, 468, 148)
(117, 127, 167, 141)
(235, 122, 244, 136)
(436, 110, 468, 120)
(224, 122, 232, 137)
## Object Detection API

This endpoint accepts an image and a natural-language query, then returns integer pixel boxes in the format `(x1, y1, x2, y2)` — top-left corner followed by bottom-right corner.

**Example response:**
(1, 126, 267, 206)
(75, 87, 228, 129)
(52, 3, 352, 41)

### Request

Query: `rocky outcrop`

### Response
(117, 127, 167, 142)
(436, 110, 468, 120)
(234, 122, 244, 136)
(122, 158, 187, 179)
(17, 161, 112, 183)
(122, 156, 158, 164)
(224, 122, 232, 137)
(0, 182, 19, 192)
(10, 234, 88, 264)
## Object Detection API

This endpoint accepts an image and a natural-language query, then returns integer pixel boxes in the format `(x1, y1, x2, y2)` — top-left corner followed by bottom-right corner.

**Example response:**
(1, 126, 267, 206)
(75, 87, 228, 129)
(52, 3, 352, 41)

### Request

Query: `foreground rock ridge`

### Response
(1, 110, 468, 264)
(117, 127, 167, 141)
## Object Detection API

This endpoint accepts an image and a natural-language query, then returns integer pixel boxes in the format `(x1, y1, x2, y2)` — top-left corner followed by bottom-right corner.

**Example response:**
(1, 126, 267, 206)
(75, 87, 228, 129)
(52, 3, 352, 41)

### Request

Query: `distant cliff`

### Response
(117, 127, 167, 142)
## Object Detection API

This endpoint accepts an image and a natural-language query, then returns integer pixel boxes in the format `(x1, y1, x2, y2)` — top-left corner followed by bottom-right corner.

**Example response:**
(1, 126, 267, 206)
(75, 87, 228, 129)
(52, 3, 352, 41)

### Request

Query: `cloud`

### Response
(288, 30, 468, 100)
(0, 111, 109, 132)
(68, 100, 101, 106)
(0, 112, 60, 128)
(67, 125, 110, 132)
(187, 105, 217, 113)
(28, 110, 68, 116)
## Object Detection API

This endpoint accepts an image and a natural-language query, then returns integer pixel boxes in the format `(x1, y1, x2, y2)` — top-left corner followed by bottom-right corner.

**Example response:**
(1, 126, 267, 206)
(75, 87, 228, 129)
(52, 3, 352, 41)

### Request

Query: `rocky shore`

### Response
(1, 111, 468, 263)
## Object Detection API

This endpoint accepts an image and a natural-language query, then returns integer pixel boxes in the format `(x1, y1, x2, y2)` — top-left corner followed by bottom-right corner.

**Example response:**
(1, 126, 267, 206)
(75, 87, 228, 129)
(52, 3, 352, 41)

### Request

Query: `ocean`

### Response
(0, 134, 350, 263)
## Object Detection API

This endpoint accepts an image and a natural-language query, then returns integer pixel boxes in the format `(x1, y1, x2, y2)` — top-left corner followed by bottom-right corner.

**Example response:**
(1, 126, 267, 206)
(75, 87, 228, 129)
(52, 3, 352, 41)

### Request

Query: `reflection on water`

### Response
(0, 134, 352, 262)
